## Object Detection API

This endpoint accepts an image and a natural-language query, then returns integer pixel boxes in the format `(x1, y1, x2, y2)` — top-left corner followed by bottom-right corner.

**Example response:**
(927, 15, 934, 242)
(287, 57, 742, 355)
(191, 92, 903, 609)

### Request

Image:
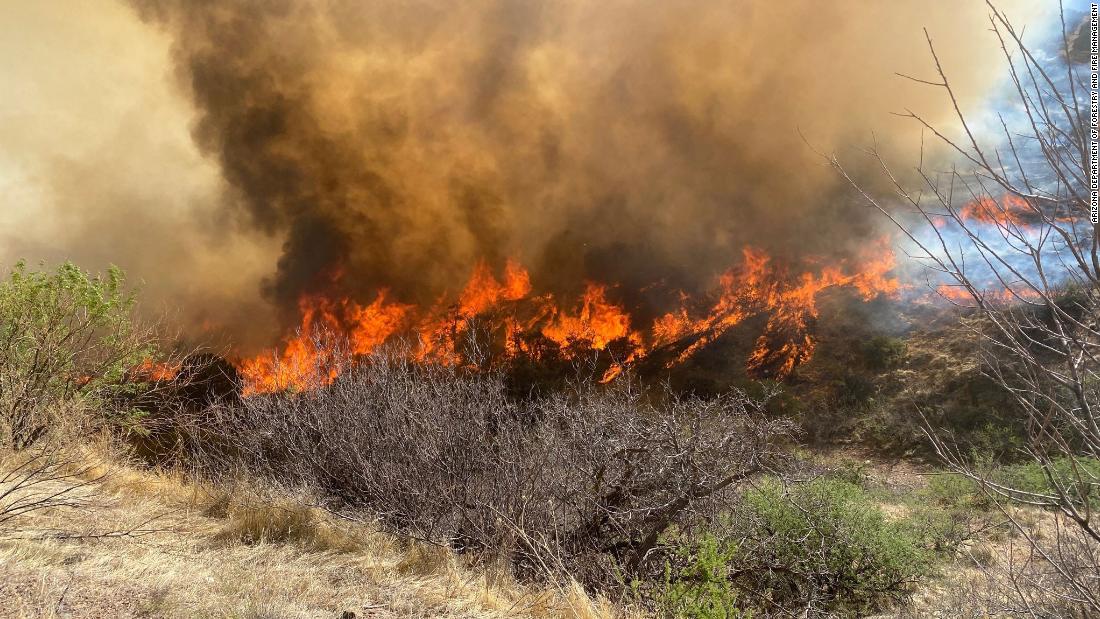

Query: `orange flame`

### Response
(959, 194, 1033, 227)
(542, 283, 641, 350)
(658, 241, 900, 378)
(935, 283, 1040, 305)
(237, 241, 903, 394)
(238, 291, 411, 395)
(133, 358, 180, 382)
(414, 259, 535, 364)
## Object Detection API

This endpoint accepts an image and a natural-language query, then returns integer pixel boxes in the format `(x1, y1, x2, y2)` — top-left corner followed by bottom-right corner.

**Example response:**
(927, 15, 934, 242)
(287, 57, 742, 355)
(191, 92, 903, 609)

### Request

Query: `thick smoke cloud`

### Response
(2, 0, 1048, 345)
(0, 1, 281, 349)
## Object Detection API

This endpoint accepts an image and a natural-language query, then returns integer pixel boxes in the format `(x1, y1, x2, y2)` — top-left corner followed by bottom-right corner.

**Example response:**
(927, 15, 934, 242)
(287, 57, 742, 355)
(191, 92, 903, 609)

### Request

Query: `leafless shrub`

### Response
(833, 2, 1100, 614)
(0, 447, 102, 532)
(121, 352, 243, 466)
(191, 337, 795, 590)
(968, 515, 1100, 617)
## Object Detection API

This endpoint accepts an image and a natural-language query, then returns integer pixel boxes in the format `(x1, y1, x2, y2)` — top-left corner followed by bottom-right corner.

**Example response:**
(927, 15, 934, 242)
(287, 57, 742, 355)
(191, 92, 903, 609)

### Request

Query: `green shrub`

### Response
(998, 457, 1100, 508)
(0, 261, 154, 448)
(739, 479, 932, 613)
(902, 501, 975, 554)
(657, 536, 748, 619)
(924, 458, 1100, 513)
(924, 472, 996, 512)
(861, 336, 906, 371)
(836, 371, 875, 408)
(966, 421, 1026, 461)
(826, 459, 872, 487)
(657, 478, 934, 616)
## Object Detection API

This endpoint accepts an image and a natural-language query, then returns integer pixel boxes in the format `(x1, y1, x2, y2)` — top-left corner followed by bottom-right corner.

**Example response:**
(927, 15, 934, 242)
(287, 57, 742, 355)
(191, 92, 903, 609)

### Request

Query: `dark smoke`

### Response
(1, 1, 1049, 344)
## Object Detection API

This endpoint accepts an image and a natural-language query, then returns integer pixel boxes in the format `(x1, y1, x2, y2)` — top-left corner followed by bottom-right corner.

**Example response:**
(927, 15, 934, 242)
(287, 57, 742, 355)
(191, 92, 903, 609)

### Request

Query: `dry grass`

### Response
(899, 506, 1099, 618)
(0, 452, 633, 619)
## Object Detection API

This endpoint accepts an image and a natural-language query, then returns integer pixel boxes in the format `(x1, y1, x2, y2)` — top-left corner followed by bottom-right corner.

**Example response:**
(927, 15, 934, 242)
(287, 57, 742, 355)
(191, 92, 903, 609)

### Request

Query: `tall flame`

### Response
(238, 291, 412, 395)
(237, 241, 902, 393)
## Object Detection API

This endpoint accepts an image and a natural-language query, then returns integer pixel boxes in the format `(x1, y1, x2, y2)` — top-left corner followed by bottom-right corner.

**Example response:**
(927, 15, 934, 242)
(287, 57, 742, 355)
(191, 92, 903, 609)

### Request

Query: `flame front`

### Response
(238, 291, 412, 395)
(237, 243, 902, 394)
(541, 284, 642, 351)
(658, 241, 900, 379)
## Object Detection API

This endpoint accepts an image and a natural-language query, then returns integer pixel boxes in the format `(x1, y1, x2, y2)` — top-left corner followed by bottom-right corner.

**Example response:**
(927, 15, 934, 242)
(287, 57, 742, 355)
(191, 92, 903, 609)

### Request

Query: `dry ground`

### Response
(0, 453, 625, 619)
(4, 446, 1081, 618)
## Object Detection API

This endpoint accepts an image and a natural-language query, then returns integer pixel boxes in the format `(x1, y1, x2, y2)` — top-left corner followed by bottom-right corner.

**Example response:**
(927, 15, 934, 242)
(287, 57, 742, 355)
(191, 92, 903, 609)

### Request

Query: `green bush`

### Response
(657, 478, 934, 616)
(926, 458, 1100, 513)
(924, 472, 996, 512)
(0, 261, 154, 448)
(826, 459, 872, 487)
(966, 421, 1026, 461)
(657, 536, 748, 619)
(998, 457, 1100, 508)
(902, 501, 975, 554)
(860, 336, 906, 371)
(836, 371, 875, 408)
(740, 479, 932, 613)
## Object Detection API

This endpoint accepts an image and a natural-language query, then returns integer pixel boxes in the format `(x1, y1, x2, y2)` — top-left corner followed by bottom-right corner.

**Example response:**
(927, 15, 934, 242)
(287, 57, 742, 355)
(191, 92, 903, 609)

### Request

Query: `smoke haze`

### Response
(0, 0, 1050, 348)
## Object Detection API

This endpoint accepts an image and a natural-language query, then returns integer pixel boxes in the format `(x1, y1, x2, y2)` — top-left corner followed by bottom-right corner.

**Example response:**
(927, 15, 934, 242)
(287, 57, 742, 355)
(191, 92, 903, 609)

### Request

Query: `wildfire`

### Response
(958, 194, 1034, 227)
(416, 260, 533, 364)
(236, 243, 902, 394)
(541, 284, 642, 351)
(935, 283, 1040, 305)
(237, 291, 411, 396)
(657, 242, 900, 378)
(133, 358, 180, 382)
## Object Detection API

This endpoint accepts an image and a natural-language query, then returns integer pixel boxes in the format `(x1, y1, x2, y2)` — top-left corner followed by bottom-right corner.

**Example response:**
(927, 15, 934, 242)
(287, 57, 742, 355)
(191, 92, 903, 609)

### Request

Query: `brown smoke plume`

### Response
(0, 0, 1049, 348)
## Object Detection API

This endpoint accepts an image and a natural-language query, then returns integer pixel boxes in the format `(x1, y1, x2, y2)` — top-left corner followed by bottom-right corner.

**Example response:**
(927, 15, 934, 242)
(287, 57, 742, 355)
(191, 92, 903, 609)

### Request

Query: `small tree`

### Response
(0, 261, 156, 448)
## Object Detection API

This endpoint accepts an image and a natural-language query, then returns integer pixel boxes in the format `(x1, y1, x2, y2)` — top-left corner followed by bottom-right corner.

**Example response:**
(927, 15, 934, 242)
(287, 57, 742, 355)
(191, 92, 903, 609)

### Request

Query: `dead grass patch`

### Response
(0, 447, 635, 618)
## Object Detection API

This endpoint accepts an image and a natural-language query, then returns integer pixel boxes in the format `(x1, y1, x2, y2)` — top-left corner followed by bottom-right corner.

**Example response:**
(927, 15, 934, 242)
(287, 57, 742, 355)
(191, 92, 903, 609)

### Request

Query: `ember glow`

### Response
(133, 358, 180, 382)
(237, 242, 901, 394)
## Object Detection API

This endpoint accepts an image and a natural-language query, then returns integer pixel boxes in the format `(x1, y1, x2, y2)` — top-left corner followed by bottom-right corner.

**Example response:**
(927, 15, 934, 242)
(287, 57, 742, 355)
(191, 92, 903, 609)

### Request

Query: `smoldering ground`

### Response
(0, 0, 1050, 348)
